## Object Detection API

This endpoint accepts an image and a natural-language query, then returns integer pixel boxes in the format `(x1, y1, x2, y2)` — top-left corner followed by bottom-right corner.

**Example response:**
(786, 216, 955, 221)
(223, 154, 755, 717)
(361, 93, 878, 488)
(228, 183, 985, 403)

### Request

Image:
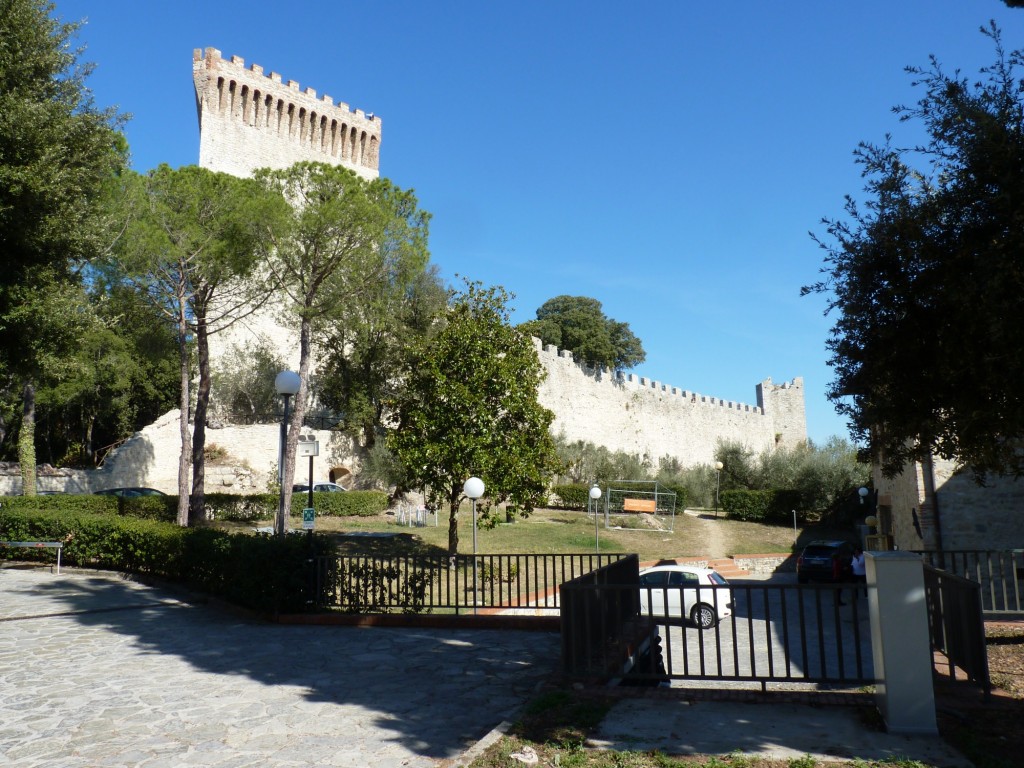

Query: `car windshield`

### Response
(803, 545, 838, 557)
(708, 572, 729, 585)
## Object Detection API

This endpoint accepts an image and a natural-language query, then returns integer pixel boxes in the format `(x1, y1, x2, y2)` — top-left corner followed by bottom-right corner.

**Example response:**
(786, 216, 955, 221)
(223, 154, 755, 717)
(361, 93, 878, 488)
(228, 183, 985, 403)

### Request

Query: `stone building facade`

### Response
(872, 456, 1024, 552)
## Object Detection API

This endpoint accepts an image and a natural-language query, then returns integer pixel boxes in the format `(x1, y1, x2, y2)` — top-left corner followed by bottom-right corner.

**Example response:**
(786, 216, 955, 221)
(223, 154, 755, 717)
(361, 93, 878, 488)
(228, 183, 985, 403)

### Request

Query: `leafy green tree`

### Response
(316, 263, 446, 451)
(553, 434, 651, 486)
(0, 0, 125, 493)
(519, 295, 645, 371)
(256, 162, 430, 535)
(804, 25, 1024, 478)
(387, 282, 562, 556)
(114, 164, 288, 524)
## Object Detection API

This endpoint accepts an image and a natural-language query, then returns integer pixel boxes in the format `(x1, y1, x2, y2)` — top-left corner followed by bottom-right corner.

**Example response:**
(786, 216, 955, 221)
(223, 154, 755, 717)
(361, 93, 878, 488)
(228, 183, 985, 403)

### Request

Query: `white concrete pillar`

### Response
(866, 551, 937, 735)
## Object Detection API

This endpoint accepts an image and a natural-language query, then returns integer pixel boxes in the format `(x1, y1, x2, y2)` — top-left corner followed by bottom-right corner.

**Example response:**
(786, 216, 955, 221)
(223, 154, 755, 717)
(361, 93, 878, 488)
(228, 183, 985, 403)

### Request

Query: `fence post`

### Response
(866, 551, 937, 734)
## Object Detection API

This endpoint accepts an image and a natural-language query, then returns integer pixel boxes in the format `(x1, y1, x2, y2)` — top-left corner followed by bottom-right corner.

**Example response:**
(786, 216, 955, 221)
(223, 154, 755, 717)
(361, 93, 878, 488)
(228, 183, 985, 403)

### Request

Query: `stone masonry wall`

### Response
(874, 456, 1024, 551)
(535, 339, 806, 465)
(192, 48, 381, 181)
(0, 411, 356, 497)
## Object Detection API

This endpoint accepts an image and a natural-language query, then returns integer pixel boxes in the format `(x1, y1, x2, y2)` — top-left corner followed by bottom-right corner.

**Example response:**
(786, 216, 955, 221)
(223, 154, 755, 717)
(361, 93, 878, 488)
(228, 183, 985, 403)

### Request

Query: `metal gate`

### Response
(562, 573, 872, 689)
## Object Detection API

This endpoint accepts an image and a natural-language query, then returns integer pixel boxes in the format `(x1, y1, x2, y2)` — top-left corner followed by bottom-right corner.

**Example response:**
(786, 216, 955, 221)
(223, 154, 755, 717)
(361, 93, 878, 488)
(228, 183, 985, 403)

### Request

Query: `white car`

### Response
(292, 482, 347, 493)
(638, 564, 733, 629)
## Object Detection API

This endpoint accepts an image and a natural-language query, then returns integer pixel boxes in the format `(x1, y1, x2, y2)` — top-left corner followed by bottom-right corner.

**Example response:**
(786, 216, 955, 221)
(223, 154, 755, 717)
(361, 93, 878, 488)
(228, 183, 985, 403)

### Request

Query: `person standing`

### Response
(850, 547, 867, 601)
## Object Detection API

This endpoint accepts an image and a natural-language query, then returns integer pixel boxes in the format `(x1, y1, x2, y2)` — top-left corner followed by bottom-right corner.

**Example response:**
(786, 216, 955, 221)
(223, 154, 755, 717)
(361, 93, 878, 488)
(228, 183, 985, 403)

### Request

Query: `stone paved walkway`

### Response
(0, 567, 560, 767)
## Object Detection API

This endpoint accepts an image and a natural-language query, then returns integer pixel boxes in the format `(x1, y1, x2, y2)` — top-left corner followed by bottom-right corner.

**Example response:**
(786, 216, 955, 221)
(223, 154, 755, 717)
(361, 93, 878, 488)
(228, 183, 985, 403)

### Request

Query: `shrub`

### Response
(335, 559, 431, 614)
(294, 490, 388, 517)
(0, 507, 333, 613)
(551, 483, 590, 510)
(657, 482, 688, 510)
(720, 489, 801, 524)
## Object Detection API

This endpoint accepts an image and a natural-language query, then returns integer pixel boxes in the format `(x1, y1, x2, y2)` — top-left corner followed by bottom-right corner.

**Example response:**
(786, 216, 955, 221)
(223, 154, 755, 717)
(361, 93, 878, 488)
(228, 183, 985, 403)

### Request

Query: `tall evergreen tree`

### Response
(520, 295, 645, 371)
(0, 0, 126, 493)
(256, 162, 431, 535)
(805, 25, 1024, 478)
(114, 164, 288, 525)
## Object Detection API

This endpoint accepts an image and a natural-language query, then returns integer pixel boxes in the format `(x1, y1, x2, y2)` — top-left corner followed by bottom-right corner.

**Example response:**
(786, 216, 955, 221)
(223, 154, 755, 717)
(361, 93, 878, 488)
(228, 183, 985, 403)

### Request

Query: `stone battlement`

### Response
(541, 341, 765, 415)
(193, 48, 381, 180)
(534, 339, 806, 464)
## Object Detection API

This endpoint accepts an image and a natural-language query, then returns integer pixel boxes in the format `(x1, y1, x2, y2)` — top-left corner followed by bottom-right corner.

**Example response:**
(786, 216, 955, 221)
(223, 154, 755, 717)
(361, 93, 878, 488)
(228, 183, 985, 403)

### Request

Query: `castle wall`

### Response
(192, 48, 381, 181)
(535, 340, 806, 465)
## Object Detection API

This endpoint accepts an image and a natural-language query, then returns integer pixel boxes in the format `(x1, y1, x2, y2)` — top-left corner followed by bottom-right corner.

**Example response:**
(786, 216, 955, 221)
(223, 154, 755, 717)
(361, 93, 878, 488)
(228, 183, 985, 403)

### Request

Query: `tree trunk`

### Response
(19, 381, 36, 496)
(189, 315, 210, 525)
(447, 490, 460, 557)
(276, 318, 313, 536)
(84, 413, 95, 466)
(175, 300, 191, 527)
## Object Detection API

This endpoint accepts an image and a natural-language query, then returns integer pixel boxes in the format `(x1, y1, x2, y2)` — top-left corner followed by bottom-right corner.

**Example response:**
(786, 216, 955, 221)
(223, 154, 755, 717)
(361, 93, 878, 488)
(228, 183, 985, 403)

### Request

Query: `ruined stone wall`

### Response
(535, 340, 806, 465)
(193, 48, 380, 180)
(0, 411, 358, 496)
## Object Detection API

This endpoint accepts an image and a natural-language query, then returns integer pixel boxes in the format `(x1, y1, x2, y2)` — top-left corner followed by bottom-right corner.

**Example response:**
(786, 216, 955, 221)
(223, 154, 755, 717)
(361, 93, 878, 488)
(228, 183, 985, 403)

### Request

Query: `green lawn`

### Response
(244, 506, 852, 562)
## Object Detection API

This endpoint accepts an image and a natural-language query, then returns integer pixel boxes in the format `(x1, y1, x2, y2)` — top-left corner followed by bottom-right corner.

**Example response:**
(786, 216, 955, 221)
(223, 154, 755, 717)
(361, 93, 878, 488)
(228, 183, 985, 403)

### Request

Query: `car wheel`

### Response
(691, 603, 716, 630)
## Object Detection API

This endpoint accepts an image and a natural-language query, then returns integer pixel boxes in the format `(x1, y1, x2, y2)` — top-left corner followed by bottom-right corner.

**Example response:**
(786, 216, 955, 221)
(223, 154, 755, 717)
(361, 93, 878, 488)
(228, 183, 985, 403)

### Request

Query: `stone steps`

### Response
(706, 557, 750, 579)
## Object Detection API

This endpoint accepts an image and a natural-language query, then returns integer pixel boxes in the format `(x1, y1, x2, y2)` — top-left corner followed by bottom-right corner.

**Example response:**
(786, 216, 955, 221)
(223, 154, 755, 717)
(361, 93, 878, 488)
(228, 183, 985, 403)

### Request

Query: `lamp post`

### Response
(590, 483, 602, 553)
(714, 461, 724, 518)
(274, 370, 301, 537)
(463, 477, 485, 611)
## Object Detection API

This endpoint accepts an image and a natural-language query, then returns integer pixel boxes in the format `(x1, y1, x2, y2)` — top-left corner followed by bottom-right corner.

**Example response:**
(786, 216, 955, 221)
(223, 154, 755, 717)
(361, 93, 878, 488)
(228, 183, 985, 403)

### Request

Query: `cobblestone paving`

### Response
(0, 567, 560, 767)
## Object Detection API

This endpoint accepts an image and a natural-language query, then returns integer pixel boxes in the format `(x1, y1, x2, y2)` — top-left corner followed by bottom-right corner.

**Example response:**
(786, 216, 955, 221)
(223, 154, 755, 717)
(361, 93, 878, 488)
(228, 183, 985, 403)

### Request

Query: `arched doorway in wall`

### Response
(328, 466, 353, 488)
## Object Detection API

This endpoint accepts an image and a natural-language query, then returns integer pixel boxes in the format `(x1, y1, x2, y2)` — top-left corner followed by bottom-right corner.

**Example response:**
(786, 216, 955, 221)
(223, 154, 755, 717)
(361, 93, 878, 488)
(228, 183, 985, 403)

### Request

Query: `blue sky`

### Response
(60, 0, 1024, 446)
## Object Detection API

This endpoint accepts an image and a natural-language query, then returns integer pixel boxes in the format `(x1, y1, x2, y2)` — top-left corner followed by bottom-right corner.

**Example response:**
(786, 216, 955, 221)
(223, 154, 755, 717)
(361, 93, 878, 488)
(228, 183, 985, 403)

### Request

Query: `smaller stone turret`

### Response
(756, 377, 807, 448)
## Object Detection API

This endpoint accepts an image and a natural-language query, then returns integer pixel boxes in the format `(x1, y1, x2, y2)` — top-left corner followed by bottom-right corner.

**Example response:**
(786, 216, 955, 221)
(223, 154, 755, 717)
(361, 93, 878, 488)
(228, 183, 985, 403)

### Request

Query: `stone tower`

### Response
(192, 48, 381, 180)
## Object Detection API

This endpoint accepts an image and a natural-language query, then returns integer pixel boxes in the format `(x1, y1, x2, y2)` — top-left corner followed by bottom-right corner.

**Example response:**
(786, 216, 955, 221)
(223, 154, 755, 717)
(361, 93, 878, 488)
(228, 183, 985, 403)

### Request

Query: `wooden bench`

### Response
(622, 498, 657, 513)
(1, 541, 63, 574)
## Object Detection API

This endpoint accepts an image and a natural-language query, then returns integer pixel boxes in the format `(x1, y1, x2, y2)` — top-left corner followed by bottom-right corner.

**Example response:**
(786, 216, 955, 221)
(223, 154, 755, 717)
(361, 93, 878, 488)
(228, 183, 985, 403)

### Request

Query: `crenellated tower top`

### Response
(192, 47, 381, 180)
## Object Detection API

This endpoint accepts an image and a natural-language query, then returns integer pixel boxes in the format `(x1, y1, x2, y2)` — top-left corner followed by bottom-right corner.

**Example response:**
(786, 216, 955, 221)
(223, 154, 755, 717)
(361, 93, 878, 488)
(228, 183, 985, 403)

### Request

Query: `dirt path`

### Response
(684, 510, 728, 558)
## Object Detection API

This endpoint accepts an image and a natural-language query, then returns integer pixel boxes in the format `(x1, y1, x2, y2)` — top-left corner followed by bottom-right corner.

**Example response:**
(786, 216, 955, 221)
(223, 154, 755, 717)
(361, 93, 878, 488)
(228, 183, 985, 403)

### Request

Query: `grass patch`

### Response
(221, 507, 852, 561)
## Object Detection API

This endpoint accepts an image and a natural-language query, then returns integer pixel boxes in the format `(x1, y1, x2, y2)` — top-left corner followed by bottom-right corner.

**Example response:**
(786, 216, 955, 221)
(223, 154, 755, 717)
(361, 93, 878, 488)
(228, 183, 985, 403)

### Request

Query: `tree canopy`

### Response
(804, 24, 1024, 478)
(256, 162, 430, 534)
(114, 164, 288, 524)
(0, 0, 126, 493)
(388, 282, 561, 556)
(519, 295, 645, 371)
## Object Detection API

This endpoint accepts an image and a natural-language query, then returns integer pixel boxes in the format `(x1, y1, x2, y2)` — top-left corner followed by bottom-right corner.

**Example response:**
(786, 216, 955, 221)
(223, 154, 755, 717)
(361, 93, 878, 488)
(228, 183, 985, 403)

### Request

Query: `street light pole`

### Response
(590, 483, 602, 553)
(274, 370, 301, 537)
(463, 477, 485, 613)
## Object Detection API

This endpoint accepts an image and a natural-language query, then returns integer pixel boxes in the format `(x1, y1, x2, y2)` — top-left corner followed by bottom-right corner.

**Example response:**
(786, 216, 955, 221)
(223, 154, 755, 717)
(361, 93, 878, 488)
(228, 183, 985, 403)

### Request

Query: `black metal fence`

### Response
(311, 552, 629, 614)
(918, 549, 1024, 615)
(562, 575, 873, 689)
(560, 555, 645, 678)
(923, 563, 991, 695)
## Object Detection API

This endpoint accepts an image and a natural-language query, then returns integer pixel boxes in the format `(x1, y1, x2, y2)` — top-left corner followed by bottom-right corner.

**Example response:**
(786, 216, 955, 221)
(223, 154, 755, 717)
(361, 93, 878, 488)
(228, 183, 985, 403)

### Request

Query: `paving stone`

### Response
(0, 567, 559, 767)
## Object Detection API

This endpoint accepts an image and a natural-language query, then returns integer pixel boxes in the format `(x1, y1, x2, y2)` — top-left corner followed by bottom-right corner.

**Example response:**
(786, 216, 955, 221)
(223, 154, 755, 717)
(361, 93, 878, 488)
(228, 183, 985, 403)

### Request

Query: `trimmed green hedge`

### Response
(0, 508, 335, 613)
(299, 490, 388, 517)
(551, 483, 590, 510)
(719, 489, 802, 524)
(657, 482, 688, 510)
(1, 490, 389, 523)
(1, 494, 176, 521)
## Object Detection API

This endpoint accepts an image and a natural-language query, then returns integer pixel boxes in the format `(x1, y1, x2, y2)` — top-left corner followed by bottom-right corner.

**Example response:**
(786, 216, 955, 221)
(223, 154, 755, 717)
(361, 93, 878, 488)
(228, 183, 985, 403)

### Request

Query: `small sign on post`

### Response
(302, 507, 315, 530)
